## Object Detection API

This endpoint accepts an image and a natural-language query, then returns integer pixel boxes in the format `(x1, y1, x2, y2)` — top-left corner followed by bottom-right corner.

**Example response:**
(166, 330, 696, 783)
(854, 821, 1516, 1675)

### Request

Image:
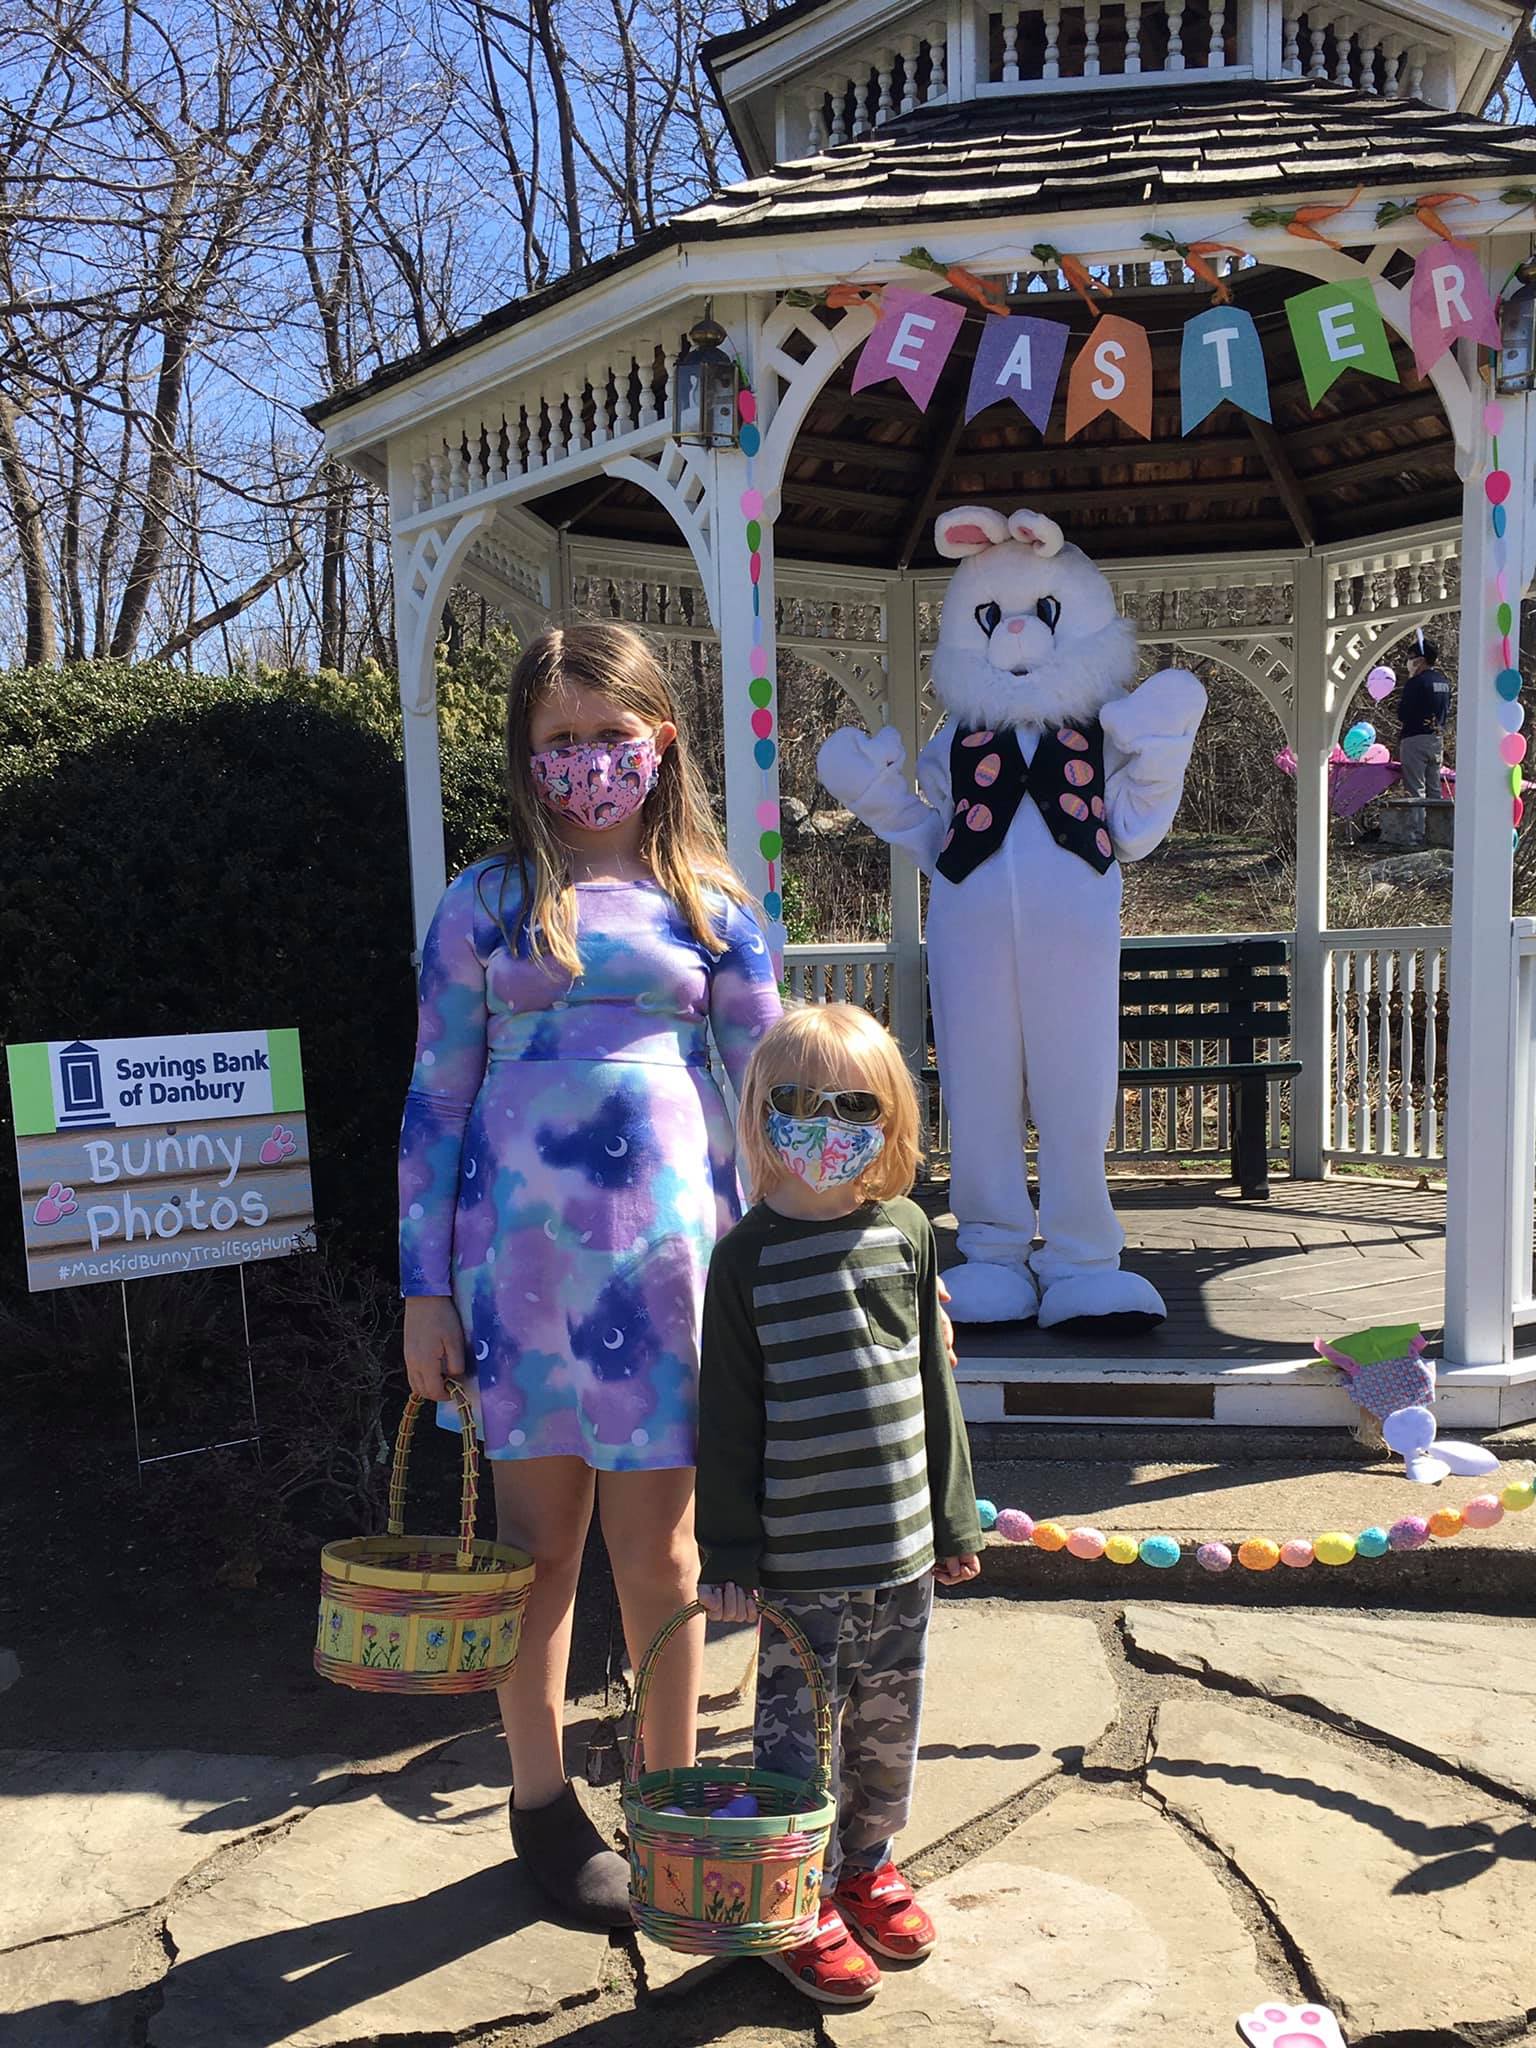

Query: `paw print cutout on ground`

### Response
(258, 1125, 298, 1165)
(32, 1182, 78, 1227)
(1239, 2004, 1347, 2048)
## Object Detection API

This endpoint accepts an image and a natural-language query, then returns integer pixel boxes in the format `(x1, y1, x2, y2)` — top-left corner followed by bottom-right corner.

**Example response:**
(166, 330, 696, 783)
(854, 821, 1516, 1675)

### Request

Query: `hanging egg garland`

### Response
(736, 389, 784, 925)
(1484, 399, 1524, 848)
(976, 1473, 1534, 1573)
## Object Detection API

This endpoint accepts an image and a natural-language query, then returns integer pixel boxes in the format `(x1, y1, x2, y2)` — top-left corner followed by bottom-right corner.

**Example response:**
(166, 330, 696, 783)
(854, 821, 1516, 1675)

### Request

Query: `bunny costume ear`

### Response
(934, 505, 1012, 558)
(1007, 508, 1066, 557)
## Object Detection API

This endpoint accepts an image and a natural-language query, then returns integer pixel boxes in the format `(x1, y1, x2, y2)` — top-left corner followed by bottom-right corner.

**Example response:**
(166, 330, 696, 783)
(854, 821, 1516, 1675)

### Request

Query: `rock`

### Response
(0, 1919, 161, 2048)
(907, 1605, 1118, 1859)
(1125, 1606, 1536, 1802)
(1149, 1698, 1536, 2040)
(152, 1731, 611, 2047)
(824, 1787, 1269, 2048)
(1367, 849, 1453, 890)
(0, 1750, 349, 1946)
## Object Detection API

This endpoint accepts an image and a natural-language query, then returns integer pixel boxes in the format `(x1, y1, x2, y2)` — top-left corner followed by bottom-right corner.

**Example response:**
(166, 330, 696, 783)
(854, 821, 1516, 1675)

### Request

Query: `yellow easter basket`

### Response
(314, 1381, 534, 1694)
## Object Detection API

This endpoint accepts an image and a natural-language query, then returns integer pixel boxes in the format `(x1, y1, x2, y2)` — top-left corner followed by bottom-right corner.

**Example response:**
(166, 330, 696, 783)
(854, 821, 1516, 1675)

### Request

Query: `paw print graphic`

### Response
(1238, 2004, 1347, 2048)
(33, 1182, 78, 1227)
(259, 1125, 298, 1165)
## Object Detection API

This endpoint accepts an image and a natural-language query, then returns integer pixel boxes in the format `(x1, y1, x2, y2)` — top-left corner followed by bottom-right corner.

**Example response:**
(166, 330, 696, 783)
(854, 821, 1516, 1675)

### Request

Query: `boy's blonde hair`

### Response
(736, 1003, 924, 1204)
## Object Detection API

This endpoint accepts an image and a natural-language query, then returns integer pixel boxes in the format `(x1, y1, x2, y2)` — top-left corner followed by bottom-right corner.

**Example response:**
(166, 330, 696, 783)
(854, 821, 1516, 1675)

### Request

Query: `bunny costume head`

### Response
(930, 506, 1136, 735)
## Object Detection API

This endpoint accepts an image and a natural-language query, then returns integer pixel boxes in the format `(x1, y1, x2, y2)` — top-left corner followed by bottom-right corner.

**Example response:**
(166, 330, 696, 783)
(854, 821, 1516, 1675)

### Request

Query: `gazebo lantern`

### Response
(1497, 261, 1536, 394)
(672, 312, 739, 447)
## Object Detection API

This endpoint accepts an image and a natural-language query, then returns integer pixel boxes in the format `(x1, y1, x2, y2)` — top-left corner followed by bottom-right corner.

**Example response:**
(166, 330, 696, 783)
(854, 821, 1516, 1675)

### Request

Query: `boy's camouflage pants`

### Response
(754, 1576, 933, 1891)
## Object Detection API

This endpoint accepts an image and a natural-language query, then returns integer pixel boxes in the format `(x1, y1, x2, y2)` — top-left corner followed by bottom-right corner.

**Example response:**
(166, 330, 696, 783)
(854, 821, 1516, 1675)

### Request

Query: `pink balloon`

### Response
(1502, 734, 1528, 766)
(1366, 666, 1396, 701)
(1362, 743, 1391, 764)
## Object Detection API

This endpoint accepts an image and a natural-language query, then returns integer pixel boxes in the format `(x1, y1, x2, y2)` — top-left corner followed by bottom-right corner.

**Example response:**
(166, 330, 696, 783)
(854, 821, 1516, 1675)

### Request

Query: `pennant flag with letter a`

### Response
(1180, 306, 1272, 433)
(964, 313, 1070, 429)
(850, 287, 965, 411)
(1286, 279, 1399, 406)
(1408, 241, 1501, 377)
(1065, 315, 1154, 440)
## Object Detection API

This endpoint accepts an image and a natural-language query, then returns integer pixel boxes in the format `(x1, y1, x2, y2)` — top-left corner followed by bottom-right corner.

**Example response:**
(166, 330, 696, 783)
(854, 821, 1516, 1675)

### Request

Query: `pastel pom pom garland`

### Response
(978, 1475, 1534, 1571)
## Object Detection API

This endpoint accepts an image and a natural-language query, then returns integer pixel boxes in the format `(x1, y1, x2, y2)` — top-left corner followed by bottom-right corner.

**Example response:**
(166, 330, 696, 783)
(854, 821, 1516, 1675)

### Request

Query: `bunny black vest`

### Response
(935, 721, 1116, 885)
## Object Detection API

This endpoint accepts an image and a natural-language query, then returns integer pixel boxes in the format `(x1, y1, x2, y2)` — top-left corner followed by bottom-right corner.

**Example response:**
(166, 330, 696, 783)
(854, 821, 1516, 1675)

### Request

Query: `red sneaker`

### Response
(834, 1862, 936, 1960)
(766, 1902, 882, 2005)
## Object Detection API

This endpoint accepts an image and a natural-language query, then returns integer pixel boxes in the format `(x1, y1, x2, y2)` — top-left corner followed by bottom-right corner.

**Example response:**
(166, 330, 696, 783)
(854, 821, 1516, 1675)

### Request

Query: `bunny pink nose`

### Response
(1006, 617, 1026, 634)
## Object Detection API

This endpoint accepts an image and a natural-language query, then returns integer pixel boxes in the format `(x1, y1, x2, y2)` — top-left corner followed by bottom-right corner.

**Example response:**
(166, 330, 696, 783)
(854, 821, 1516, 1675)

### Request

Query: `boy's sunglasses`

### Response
(767, 1084, 883, 1125)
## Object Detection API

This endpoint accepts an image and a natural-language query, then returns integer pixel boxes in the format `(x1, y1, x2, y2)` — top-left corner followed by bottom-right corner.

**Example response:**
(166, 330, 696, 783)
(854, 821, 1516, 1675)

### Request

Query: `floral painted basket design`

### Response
(314, 1380, 534, 1696)
(623, 1601, 837, 1956)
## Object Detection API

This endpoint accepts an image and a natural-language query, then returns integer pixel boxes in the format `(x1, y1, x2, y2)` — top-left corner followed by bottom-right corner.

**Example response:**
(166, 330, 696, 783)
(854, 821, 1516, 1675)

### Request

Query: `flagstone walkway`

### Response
(4, 1595, 1535, 2048)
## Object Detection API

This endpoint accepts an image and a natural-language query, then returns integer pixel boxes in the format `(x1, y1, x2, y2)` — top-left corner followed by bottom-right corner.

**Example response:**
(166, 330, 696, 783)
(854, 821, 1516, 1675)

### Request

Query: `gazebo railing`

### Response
(1322, 927, 1450, 1172)
(782, 925, 1453, 1176)
(1510, 924, 1536, 1327)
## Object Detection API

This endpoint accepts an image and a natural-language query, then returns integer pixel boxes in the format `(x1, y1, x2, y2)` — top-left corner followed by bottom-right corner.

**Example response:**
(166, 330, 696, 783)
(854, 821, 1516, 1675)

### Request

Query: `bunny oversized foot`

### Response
(1037, 1268, 1167, 1334)
(941, 1260, 1040, 1325)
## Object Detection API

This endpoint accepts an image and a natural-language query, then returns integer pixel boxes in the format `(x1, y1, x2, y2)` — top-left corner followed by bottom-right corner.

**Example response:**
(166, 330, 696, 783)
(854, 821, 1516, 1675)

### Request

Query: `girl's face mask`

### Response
(530, 737, 659, 831)
(766, 1109, 886, 1191)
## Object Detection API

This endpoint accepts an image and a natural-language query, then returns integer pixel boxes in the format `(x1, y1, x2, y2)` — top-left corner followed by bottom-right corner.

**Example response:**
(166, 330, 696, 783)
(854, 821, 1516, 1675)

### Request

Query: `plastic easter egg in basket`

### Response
(1342, 721, 1376, 761)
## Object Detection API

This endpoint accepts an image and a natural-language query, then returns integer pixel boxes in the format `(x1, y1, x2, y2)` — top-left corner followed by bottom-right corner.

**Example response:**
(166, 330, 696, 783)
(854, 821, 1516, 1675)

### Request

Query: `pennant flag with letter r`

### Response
(1180, 306, 1272, 433)
(850, 286, 965, 411)
(1064, 315, 1154, 440)
(1408, 241, 1501, 377)
(1286, 279, 1399, 406)
(964, 313, 1070, 430)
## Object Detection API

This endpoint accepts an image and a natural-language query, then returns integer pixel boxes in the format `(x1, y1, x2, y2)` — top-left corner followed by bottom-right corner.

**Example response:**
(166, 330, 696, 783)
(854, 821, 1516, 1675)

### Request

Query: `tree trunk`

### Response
(109, 320, 189, 657)
(0, 392, 59, 668)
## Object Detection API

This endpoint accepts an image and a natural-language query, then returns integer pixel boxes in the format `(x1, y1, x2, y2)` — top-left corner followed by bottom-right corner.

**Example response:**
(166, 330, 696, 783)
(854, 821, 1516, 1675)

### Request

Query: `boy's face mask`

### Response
(530, 737, 659, 831)
(766, 1110, 886, 1191)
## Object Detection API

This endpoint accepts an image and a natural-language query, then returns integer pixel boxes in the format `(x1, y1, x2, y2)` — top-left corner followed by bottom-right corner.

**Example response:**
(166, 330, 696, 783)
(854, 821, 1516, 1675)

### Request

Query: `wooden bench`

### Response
(1119, 936, 1300, 1199)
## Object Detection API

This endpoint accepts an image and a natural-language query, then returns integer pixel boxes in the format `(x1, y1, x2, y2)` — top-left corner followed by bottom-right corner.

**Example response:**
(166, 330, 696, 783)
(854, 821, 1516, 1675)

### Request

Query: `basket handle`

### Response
(626, 1600, 834, 1799)
(386, 1378, 480, 1572)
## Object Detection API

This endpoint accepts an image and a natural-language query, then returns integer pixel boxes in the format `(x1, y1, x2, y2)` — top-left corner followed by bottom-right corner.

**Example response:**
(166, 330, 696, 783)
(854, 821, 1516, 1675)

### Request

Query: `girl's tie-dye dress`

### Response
(399, 862, 782, 1469)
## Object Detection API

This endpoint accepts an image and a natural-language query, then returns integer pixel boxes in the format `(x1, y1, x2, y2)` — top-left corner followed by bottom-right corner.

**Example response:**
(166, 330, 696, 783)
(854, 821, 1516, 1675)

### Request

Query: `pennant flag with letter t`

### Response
(964, 313, 1070, 429)
(1286, 279, 1399, 406)
(1065, 315, 1153, 440)
(1408, 241, 1501, 377)
(850, 286, 965, 411)
(1180, 306, 1271, 433)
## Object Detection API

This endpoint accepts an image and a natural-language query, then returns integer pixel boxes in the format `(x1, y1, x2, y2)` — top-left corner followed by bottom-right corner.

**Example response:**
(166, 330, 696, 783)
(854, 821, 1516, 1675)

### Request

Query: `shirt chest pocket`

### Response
(856, 1268, 919, 1355)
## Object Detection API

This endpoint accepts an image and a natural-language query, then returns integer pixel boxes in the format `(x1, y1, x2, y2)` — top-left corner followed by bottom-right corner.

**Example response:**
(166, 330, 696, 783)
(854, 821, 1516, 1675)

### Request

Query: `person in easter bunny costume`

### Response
(818, 507, 1206, 1331)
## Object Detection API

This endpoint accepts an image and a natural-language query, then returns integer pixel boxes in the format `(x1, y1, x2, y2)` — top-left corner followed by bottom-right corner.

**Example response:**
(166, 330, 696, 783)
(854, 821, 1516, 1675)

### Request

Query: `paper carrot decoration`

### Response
(1247, 188, 1362, 250)
(1032, 244, 1110, 311)
(1142, 232, 1248, 303)
(1376, 193, 1474, 242)
(900, 248, 1010, 314)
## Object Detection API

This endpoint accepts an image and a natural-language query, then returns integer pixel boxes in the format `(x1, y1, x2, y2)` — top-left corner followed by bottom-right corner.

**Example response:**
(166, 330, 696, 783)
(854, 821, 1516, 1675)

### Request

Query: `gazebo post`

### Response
(1443, 330, 1532, 1368)
(1290, 550, 1332, 1178)
(387, 438, 450, 959)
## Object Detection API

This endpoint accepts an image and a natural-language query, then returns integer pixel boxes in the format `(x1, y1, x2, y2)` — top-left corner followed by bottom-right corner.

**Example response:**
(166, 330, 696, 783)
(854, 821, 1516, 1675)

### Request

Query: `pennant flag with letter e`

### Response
(851, 286, 965, 411)
(1408, 241, 1501, 376)
(1286, 278, 1399, 406)
(964, 313, 1070, 429)
(1065, 315, 1154, 439)
(1180, 306, 1272, 433)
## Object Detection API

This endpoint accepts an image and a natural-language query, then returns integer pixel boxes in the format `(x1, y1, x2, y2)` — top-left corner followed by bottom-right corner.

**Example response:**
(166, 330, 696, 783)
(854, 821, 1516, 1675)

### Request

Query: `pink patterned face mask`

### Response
(530, 738, 659, 831)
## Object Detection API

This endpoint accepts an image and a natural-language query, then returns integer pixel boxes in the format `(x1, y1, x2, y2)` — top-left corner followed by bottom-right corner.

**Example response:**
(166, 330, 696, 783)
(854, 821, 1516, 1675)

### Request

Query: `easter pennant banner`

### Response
(1408, 241, 1501, 377)
(1179, 306, 1272, 433)
(1064, 315, 1154, 440)
(1285, 278, 1400, 407)
(850, 285, 966, 409)
(964, 313, 1069, 428)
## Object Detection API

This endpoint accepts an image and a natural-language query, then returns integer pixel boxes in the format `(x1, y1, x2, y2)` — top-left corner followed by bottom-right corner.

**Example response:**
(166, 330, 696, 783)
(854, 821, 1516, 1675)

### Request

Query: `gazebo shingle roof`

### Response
(678, 80, 1536, 231)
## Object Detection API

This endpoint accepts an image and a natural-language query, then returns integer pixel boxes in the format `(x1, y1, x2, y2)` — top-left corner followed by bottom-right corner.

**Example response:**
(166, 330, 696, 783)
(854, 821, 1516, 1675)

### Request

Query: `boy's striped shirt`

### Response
(696, 1197, 980, 1593)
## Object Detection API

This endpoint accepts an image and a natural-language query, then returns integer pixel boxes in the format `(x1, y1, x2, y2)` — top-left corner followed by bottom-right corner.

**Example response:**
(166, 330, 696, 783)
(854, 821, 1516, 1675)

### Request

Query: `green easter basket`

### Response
(623, 1601, 837, 1955)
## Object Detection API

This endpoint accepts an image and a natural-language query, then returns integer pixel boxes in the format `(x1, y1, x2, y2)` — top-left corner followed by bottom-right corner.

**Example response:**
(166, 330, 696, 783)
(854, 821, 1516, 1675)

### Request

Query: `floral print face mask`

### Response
(530, 737, 659, 831)
(766, 1110, 886, 1191)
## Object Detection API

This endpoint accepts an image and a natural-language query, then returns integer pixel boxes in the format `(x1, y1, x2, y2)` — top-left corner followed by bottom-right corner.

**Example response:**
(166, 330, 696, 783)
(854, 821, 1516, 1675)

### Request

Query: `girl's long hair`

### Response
(493, 622, 752, 976)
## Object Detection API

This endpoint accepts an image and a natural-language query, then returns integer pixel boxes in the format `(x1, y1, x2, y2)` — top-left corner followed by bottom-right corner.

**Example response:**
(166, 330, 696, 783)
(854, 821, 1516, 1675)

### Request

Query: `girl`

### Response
(400, 622, 781, 1927)
(696, 1004, 981, 2006)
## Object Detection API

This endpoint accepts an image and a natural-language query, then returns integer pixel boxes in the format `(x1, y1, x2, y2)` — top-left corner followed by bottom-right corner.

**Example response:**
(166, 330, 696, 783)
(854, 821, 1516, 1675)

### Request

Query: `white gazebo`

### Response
(311, 0, 1536, 1425)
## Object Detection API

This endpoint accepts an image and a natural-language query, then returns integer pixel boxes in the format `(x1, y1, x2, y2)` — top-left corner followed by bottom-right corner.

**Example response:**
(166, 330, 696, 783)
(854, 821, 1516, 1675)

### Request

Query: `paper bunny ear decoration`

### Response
(1416, 626, 1426, 654)
(1313, 1323, 1499, 1485)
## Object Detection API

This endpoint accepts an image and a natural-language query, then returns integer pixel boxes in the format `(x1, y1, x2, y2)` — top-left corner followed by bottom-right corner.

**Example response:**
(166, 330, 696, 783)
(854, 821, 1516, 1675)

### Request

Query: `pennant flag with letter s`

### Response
(964, 313, 1070, 430)
(1408, 242, 1501, 377)
(1286, 279, 1399, 406)
(850, 286, 965, 411)
(1180, 306, 1272, 433)
(1065, 315, 1154, 440)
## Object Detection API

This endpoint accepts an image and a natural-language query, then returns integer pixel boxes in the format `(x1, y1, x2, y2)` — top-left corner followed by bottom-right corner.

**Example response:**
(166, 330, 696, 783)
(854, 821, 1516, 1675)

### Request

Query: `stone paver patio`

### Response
(4, 1595, 1535, 2048)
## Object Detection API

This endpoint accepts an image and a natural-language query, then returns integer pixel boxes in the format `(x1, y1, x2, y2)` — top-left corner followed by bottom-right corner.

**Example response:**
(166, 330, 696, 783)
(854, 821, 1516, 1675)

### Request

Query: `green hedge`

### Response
(0, 661, 508, 1280)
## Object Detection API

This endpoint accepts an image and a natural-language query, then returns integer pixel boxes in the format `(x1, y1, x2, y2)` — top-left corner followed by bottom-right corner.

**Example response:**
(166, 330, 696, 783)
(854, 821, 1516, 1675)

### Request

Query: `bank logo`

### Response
(56, 1042, 112, 1128)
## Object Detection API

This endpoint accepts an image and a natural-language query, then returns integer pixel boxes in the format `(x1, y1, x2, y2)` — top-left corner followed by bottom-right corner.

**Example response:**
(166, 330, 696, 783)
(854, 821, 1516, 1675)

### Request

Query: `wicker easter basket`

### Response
(314, 1381, 534, 1695)
(623, 1601, 837, 1955)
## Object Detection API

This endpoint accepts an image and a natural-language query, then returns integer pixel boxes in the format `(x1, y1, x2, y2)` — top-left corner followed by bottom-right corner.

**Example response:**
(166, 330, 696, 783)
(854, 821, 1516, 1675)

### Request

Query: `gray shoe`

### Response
(510, 1783, 632, 1929)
